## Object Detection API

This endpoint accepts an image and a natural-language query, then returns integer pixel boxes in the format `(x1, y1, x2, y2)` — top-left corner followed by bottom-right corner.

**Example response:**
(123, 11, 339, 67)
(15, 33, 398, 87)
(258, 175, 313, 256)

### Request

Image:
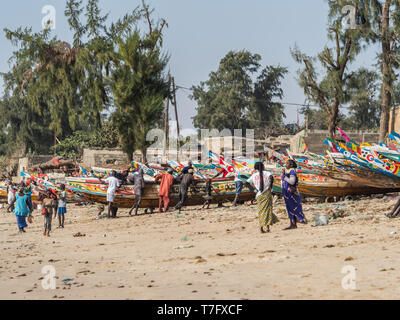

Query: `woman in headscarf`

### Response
(10, 188, 33, 233)
(247, 162, 278, 233)
(281, 159, 306, 230)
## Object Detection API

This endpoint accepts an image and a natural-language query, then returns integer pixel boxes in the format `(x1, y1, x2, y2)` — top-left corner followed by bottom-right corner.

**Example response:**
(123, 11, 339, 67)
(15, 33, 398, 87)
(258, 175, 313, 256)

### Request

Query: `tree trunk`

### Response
(380, 109, 390, 142)
(328, 99, 339, 140)
(127, 152, 133, 163)
(141, 148, 147, 164)
(328, 114, 336, 140)
(380, 0, 392, 143)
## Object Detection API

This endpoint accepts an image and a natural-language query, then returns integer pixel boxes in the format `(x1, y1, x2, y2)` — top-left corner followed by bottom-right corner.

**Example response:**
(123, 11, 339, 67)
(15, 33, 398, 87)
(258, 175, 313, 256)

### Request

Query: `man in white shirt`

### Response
(100, 171, 121, 218)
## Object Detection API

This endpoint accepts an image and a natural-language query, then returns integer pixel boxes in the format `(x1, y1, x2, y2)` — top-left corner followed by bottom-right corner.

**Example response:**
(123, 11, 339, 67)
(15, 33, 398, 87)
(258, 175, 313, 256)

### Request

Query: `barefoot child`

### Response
(40, 190, 57, 237)
(57, 184, 67, 228)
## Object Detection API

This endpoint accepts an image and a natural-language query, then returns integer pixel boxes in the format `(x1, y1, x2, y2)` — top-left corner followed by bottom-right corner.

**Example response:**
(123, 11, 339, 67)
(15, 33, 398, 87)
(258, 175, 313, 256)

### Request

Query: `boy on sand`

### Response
(57, 184, 67, 228)
(40, 190, 57, 237)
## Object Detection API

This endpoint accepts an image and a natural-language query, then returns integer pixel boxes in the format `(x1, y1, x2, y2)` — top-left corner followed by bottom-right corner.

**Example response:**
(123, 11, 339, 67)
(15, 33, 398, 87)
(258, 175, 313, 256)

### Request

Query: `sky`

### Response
(0, 0, 378, 133)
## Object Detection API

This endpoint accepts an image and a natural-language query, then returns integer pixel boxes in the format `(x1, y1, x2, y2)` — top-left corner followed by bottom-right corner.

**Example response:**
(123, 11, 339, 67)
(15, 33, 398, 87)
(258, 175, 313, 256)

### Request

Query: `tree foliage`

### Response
(191, 50, 287, 131)
(343, 68, 381, 130)
(328, 0, 400, 141)
(51, 121, 120, 158)
(110, 4, 169, 162)
(1, 0, 165, 160)
(292, 4, 361, 139)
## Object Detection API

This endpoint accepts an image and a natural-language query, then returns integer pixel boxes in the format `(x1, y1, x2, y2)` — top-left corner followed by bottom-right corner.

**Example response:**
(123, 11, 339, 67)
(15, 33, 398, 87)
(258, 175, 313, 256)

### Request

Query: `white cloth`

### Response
(58, 191, 67, 208)
(247, 171, 273, 198)
(7, 186, 16, 205)
(105, 176, 120, 194)
(106, 192, 115, 203)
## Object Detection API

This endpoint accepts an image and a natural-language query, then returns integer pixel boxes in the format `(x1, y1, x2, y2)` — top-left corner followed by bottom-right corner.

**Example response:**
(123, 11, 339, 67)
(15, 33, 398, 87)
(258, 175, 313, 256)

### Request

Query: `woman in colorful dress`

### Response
(11, 188, 32, 233)
(247, 162, 278, 233)
(281, 159, 306, 230)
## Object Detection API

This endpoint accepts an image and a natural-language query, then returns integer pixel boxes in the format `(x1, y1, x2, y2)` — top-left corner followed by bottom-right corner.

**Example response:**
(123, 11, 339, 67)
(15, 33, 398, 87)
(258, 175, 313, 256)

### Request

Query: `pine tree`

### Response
(110, 4, 169, 162)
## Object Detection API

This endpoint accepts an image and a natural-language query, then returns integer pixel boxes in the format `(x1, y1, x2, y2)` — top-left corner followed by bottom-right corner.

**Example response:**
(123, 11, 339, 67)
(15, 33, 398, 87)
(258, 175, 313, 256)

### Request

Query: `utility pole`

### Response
(297, 108, 300, 129)
(171, 76, 180, 161)
(163, 76, 170, 161)
(305, 113, 309, 134)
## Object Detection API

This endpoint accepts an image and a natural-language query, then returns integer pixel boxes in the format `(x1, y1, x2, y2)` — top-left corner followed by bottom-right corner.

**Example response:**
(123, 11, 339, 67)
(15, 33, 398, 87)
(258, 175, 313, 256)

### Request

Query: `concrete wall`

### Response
(18, 155, 54, 181)
(289, 130, 380, 154)
(202, 136, 266, 157)
(389, 106, 400, 133)
(82, 149, 134, 168)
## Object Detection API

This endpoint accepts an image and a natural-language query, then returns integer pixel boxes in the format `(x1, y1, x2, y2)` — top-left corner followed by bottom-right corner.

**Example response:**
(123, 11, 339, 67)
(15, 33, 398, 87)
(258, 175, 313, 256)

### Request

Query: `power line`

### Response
(175, 84, 351, 110)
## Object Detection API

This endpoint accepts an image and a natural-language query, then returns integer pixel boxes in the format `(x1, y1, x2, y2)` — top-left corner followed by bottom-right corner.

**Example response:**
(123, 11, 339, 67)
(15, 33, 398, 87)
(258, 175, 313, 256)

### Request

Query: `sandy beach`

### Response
(1, 195, 400, 300)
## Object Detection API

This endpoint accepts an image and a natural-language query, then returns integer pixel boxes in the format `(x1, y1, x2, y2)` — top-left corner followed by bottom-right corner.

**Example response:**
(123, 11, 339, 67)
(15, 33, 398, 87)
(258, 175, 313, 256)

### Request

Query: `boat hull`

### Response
(66, 178, 256, 208)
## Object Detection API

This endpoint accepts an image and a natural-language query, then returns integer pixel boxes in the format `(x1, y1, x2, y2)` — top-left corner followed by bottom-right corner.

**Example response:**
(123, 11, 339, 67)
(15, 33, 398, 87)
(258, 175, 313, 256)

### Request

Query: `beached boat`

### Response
(0, 181, 7, 202)
(65, 177, 256, 209)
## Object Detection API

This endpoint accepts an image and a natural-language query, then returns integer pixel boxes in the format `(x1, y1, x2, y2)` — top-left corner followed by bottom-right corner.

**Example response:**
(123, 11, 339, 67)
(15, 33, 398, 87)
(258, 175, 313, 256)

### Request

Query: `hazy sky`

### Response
(0, 0, 377, 132)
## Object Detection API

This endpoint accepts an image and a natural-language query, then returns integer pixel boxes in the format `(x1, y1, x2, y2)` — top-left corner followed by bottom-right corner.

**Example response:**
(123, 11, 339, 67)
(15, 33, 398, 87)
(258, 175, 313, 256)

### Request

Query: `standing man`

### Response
(128, 168, 145, 216)
(175, 169, 196, 212)
(154, 168, 175, 213)
(100, 170, 120, 219)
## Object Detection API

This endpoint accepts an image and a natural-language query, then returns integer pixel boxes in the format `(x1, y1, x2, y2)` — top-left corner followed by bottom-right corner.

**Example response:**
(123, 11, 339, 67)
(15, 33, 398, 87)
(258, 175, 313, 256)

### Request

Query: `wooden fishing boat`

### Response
(0, 181, 7, 202)
(65, 177, 256, 209)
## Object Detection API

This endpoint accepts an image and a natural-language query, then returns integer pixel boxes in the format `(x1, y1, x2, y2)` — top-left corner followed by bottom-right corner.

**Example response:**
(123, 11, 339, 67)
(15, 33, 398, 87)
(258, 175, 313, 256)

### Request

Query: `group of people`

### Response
(2, 157, 305, 236)
(102, 163, 197, 217)
(5, 180, 68, 236)
(102, 159, 306, 234)
(246, 159, 306, 233)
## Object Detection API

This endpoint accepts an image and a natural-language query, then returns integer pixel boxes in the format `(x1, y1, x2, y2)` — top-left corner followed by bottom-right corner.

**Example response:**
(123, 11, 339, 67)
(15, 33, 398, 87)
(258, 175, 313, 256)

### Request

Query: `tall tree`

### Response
(110, 3, 169, 162)
(329, 0, 400, 141)
(1, 0, 142, 155)
(248, 66, 288, 129)
(343, 68, 381, 130)
(191, 51, 287, 131)
(0, 66, 53, 156)
(292, 9, 360, 139)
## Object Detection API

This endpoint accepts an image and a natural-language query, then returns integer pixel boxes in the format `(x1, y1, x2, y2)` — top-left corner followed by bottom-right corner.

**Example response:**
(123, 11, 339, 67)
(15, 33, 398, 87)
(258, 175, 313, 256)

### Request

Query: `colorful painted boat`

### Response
(0, 181, 7, 202)
(64, 177, 256, 209)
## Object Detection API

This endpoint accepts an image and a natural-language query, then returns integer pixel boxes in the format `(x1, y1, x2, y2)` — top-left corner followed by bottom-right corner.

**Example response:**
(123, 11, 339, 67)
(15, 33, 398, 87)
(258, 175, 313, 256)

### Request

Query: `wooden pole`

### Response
(305, 113, 309, 134)
(171, 76, 180, 160)
(163, 77, 170, 161)
(297, 108, 300, 128)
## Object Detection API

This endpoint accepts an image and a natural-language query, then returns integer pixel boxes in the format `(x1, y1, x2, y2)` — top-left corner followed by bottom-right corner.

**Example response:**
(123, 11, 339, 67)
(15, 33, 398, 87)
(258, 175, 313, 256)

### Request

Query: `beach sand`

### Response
(1, 194, 400, 300)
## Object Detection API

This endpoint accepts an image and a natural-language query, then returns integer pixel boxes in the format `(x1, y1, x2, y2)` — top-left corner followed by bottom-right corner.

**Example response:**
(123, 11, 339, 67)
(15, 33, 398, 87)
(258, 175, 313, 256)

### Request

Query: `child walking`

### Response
(57, 184, 67, 228)
(40, 190, 57, 237)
